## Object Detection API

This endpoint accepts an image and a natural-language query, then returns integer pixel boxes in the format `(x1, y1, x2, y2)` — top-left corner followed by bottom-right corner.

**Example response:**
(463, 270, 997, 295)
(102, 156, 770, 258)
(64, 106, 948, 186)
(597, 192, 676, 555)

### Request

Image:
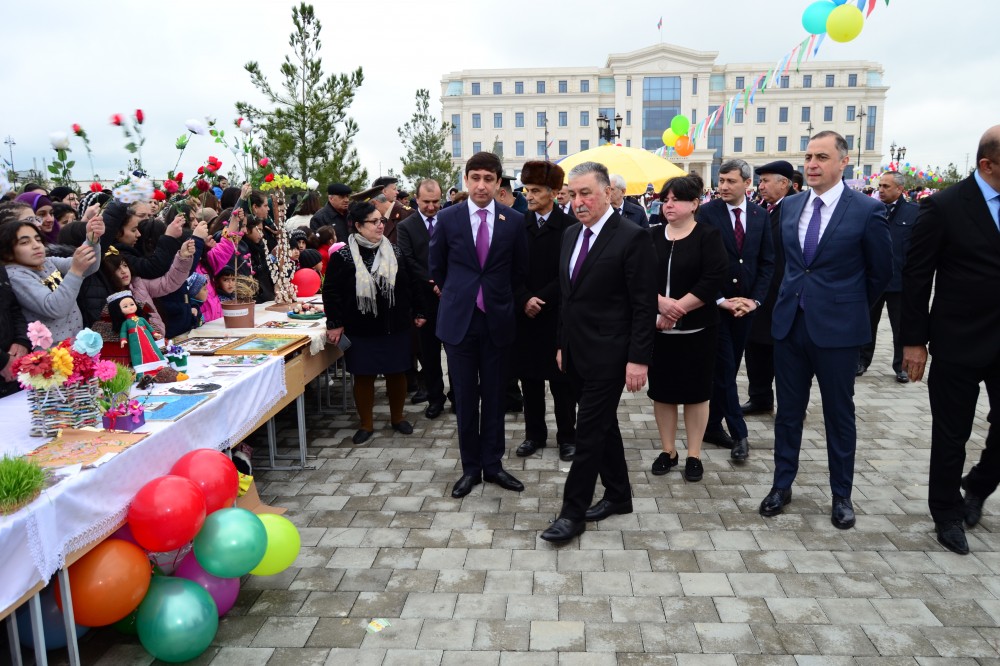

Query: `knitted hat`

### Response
(48, 186, 75, 202)
(77, 190, 110, 218)
(289, 229, 308, 246)
(185, 272, 209, 300)
(298, 248, 322, 269)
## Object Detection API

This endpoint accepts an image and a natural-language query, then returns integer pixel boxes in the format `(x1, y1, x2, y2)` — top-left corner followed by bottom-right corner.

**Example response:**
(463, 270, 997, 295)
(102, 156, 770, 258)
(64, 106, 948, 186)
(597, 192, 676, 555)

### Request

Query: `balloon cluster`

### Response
(880, 162, 945, 184)
(46, 449, 301, 663)
(661, 114, 694, 158)
(802, 0, 866, 43)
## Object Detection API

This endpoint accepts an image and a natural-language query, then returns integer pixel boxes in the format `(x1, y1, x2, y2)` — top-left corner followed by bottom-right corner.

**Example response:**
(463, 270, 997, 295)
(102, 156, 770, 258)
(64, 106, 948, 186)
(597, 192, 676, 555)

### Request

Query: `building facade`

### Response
(440, 43, 887, 187)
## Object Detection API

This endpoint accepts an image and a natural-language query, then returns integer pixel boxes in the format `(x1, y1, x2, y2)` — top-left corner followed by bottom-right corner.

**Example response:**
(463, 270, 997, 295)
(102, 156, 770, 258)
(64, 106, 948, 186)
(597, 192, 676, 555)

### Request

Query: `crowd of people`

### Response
(2, 125, 999, 557)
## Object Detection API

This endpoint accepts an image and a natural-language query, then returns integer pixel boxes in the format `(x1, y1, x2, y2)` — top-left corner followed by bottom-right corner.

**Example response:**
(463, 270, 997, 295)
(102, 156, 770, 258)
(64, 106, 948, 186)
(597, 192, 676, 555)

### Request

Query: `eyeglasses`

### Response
(364, 218, 386, 226)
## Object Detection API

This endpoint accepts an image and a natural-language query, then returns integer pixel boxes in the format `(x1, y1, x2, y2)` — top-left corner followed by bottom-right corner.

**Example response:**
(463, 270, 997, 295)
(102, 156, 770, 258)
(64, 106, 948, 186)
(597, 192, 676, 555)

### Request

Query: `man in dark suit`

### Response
(429, 152, 529, 499)
(540, 161, 657, 544)
(696, 159, 774, 461)
(310, 183, 351, 239)
(556, 184, 575, 217)
(859, 171, 918, 382)
(609, 174, 650, 228)
(901, 126, 1000, 555)
(742, 160, 795, 415)
(398, 178, 449, 419)
(759, 131, 891, 529)
(512, 161, 577, 462)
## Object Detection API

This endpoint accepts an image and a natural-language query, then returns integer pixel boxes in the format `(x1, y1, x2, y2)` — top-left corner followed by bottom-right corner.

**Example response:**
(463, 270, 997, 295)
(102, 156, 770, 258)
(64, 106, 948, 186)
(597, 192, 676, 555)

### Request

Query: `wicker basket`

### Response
(27, 377, 102, 437)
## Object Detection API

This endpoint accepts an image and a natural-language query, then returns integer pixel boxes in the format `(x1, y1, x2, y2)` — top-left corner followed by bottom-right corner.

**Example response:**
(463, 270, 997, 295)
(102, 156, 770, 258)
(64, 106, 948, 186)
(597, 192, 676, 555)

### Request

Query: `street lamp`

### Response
(3, 136, 14, 175)
(856, 106, 867, 174)
(597, 113, 622, 144)
(889, 141, 906, 164)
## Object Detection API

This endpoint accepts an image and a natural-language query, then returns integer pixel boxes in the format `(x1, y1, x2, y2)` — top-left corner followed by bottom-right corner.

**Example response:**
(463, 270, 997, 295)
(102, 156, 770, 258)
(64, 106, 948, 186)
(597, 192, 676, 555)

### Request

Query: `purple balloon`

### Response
(110, 523, 141, 547)
(174, 551, 240, 616)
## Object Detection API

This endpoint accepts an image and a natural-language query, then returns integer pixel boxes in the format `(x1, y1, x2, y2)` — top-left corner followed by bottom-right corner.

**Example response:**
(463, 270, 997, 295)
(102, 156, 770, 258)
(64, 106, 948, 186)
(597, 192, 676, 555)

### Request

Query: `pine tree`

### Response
(236, 3, 368, 190)
(397, 89, 460, 191)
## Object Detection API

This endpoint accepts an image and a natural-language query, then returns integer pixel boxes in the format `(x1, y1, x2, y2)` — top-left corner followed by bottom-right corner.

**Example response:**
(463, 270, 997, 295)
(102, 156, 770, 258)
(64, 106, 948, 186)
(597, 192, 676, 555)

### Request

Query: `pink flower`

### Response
(94, 361, 118, 381)
(27, 322, 53, 350)
(259, 158, 269, 167)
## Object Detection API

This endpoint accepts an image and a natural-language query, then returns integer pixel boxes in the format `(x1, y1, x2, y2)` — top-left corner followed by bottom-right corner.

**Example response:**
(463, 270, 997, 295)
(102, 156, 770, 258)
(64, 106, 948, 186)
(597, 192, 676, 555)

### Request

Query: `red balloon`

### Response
(55, 539, 151, 626)
(127, 475, 207, 553)
(170, 449, 239, 514)
(291, 268, 321, 297)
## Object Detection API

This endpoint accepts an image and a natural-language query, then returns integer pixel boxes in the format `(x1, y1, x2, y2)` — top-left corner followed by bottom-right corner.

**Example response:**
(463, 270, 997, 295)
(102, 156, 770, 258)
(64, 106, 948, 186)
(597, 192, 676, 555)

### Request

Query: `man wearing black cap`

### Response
(742, 160, 796, 416)
(310, 183, 351, 240)
(373, 176, 413, 237)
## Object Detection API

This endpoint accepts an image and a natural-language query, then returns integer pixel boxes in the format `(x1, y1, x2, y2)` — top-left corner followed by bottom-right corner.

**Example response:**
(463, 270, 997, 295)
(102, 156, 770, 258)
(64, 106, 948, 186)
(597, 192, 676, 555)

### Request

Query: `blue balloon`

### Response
(136, 577, 218, 663)
(15, 583, 89, 650)
(802, 1, 836, 34)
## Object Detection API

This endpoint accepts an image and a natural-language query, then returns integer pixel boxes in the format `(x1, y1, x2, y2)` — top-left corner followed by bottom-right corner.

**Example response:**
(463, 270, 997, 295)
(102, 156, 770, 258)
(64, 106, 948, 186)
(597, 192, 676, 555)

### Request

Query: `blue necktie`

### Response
(802, 198, 823, 265)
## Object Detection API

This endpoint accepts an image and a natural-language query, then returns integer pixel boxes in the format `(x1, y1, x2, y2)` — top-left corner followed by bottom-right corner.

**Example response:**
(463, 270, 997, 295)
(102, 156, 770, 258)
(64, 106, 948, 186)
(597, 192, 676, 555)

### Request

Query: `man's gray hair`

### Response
(610, 174, 627, 191)
(568, 161, 611, 188)
(719, 159, 752, 180)
(373, 194, 388, 203)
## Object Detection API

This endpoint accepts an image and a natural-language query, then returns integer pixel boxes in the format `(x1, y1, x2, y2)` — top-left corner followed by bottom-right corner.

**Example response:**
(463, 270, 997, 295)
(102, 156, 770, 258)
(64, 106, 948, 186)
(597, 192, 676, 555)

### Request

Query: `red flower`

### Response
(236, 117, 244, 126)
(110, 113, 123, 126)
(135, 109, 144, 125)
(264, 173, 274, 183)
(174, 172, 184, 182)
(196, 179, 210, 192)
(208, 156, 218, 164)
(163, 179, 179, 194)
(89, 182, 103, 193)
(197, 166, 205, 174)
(259, 158, 269, 167)
(152, 189, 166, 201)
(72, 123, 83, 136)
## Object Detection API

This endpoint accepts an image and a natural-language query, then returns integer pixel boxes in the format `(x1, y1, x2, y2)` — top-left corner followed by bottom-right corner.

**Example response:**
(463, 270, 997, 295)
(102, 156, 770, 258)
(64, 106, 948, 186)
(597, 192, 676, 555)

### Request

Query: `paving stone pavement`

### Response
(33, 323, 1000, 665)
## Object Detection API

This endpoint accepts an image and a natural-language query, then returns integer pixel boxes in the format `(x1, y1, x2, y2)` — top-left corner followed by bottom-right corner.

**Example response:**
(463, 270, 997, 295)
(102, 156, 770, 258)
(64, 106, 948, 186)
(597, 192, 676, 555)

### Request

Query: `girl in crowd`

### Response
(197, 210, 244, 323)
(311, 225, 342, 274)
(15, 192, 58, 244)
(243, 216, 275, 303)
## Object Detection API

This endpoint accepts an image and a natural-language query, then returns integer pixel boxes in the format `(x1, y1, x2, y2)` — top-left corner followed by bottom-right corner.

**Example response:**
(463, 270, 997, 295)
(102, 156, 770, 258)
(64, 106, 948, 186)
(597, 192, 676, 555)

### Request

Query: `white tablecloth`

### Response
(0, 355, 287, 613)
(189, 299, 329, 356)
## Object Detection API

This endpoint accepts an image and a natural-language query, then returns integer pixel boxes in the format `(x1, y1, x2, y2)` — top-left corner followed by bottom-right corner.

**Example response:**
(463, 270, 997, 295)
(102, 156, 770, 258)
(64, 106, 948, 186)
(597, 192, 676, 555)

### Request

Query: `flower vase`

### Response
(221, 301, 256, 329)
(27, 377, 101, 437)
(102, 411, 145, 432)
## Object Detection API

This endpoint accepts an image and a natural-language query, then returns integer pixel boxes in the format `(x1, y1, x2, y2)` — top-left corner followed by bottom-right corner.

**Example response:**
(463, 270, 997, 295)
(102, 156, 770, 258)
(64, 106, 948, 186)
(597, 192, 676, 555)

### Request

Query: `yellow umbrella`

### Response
(556, 144, 686, 195)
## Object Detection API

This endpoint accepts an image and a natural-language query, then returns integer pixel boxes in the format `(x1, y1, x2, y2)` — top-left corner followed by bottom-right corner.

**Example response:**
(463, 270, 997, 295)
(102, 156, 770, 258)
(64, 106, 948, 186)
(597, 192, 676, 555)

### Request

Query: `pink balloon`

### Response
(174, 551, 240, 616)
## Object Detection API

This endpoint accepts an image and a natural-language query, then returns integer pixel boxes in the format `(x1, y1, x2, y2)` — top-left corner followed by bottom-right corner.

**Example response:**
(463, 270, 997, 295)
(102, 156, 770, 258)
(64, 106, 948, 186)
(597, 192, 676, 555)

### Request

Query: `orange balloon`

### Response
(675, 136, 694, 157)
(56, 539, 152, 626)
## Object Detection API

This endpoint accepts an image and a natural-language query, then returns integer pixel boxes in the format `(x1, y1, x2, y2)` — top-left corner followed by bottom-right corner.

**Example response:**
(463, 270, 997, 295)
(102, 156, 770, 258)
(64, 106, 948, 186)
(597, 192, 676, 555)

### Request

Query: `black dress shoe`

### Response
(936, 520, 970, 555)
(651, 451, 679, 475)
(451, 475, 481, 498)
(831, 496, 856, 529)
(516, 439, 546, 457)
(424, 401, 445, 419)
(731, 437, 750, 461)
(759, 487, 792, 517)
(484, 469, 524, 492)
(703, 429, 735, 449)
(540, 517, 585, 543)
(962, 476, 984, 527)
(392, 420, 414, 435)
(895, 371, 910, 383)
(684, 457, 704, 482)
(352, 429, 374, 444)
(558, 442, 575, 461)
(410, 389, 429, 404)
(856, 363, 867, 377)
(505, 400, 524, 414)
(585, 499, 633, 522)
(740, 400, 774, 415)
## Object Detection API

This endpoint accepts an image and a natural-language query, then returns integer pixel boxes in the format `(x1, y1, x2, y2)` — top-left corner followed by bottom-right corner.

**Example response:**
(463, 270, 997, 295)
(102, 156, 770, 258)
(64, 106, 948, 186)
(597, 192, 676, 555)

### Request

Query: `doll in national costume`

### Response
(107, 291, 167, 377)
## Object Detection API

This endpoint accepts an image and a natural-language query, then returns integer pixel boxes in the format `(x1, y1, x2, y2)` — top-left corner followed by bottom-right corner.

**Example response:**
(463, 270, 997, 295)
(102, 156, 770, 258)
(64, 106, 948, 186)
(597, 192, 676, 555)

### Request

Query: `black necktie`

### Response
(886, 203, 895, 219)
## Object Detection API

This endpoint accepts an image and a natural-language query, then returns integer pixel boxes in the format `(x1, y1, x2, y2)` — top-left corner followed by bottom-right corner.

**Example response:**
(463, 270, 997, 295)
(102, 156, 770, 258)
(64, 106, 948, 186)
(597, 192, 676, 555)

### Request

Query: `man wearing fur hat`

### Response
(514, 161, 578, 462)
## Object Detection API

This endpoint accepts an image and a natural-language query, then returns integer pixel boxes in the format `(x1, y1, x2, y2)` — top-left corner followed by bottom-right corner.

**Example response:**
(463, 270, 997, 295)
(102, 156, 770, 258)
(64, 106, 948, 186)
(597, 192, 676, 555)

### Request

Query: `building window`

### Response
(778, 136, 788, 152)
(599, 107, 615, 139)
(536, 111, 546, 127)
(736, 76, 745, 89)
(691, 109, 697, 124)
(515, 141, 524, 157)
(846, 106, 856, 122)
(780, 75, 789, 89)
(625, 139, 631, 147)
(803, 74, 812, 88)
(779, 107, 788, 123)
(707, 104, 724, 165)
(493, 113, 502, 129)
(558, 111, 567, 127)
(801, 106, 811, 122)
(692, 77, 698, 94)
(515, 112, 524, 128)
(494, 141, 503, 155)
(626, 110, 631, 126)
(558, 80, 567, 93)
(536, 140, 546, 156)
(580, 79, 590, 93)
(451, 114, 461, 158)
(845, 135, 855, 150)
(580, 139, 590, 151)
(734, 137, 743, 153)
(823, 106, 833, 122)
(626, 79, 632, 96)
(472, 113, 481, 129)
(756, 137, 765, 152)
(865, 105, 877, 151)
(473, 141, 481, 153)
(493, 81, 502, 95)
(825, 74, 835, 87)
(734, 108, 744, 124)
(471, 82, 480, 96)
(580, 110, 590, 126)
(800, 135, 809, 151)
(641, 76, 681, 150)
(536, 80, 545, 94)
(863, 164, 872, 176)
(848, 73, 858, 87)
(757, 107, 766, 123)
(515, 81, 524, 95)
(558, 140, 567, 155)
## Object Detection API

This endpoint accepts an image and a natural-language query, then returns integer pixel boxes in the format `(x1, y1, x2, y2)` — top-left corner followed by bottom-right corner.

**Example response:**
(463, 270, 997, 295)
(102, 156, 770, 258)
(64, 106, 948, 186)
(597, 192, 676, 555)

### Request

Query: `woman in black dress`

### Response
(647, 173, 727, 482)
(323, 201, 424, 444)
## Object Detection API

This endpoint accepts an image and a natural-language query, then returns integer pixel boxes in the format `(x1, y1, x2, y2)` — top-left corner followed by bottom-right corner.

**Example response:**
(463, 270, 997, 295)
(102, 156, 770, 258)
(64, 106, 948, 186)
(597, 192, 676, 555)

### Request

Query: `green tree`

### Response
(236, 3, 367, 190)
(397, 89, 459, 191)
(491, 135, 504, 163)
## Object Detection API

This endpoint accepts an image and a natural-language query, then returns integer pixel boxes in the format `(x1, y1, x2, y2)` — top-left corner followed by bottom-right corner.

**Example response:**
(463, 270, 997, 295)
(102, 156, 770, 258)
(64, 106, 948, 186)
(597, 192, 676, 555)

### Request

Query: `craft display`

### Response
(214, 333, 308, 356)
(257, 320, 320, 329)
(107, 291, 168, 377)
(26, 429, 147, 468)
(164, 342, 190, 369)
(179, 337, 240, 355)
(0, 455, 47, 515)
(210, 355, 269, 368)
(138, 394, 216, 421)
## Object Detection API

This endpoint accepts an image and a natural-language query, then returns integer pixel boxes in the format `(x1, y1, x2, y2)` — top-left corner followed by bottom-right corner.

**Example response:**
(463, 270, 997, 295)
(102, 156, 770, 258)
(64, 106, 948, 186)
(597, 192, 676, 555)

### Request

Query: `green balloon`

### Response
(670, 114, 690, 137)
(250, 514, 302, 576)
(136, 577, 218, 663)
(113, 609, 138, 635)
(193, 508, 267, 578)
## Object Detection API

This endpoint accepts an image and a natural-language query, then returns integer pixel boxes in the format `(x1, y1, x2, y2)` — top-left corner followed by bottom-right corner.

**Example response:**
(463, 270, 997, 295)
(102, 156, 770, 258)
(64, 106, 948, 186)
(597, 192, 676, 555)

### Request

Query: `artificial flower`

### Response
(26, 322, 53, 350)
(239, 118, 253, 135)
(71, 328, 103, 356)
(94, 360, 117, 382)
(110, 113, 124, 126)
(307, 178, 319, 191)
(175, 172, 184, 182)
(197, 166, 205, 175)
(259, 158, 269, 167)
(196, 179, 210, 192)
(184, 119, 207, 136)
(163, 179, 179, 194)
(89, 182, 103, 193)
(264, 173, 274, 183)
(49, 132, 71, 151)
(50, 347, 74, 378)
(72, 123, 83, 136)
(0, 174, 11, 198)
(135, 109, 144, 125)
(152, 190, 166, 201)
(113, 178, 155, 204)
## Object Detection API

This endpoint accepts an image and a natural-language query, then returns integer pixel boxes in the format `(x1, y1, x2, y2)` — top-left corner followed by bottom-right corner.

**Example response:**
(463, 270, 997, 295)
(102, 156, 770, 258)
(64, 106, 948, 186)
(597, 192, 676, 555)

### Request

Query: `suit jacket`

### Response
(885, 196, 919, 292)
(558, 212, 657, 380)
(397, 211, 437, 317)
(429, 201, 528, 347)
(618, 200, 650, 228)
(696, 198, 774, 303)
(749, 200, 787, 344)
(901, 175, 1000, 366)
(772, 186, 891, 348)
(513, 206, 572, 378)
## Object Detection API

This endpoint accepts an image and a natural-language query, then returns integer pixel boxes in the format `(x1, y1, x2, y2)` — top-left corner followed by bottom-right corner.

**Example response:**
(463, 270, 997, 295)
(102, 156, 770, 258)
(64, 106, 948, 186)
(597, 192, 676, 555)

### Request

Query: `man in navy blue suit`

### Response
(429, 152, 529, 498)
(696, 159, 774, 462)
(759, 131, 891, 529)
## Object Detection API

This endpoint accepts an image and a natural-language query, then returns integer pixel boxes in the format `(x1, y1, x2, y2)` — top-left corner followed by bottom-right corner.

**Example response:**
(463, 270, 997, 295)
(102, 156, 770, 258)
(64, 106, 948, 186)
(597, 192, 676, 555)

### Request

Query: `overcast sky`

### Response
(1, 1, 992, 185)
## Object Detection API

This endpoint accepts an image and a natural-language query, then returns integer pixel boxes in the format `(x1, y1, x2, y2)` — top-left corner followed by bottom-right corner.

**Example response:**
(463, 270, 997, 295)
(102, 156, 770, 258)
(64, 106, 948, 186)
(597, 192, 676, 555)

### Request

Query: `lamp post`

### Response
(597, 113, 622, 144)
(889, 141, 906, 165)
(856, 106, 867, 175)
(3, 136, 14, 176)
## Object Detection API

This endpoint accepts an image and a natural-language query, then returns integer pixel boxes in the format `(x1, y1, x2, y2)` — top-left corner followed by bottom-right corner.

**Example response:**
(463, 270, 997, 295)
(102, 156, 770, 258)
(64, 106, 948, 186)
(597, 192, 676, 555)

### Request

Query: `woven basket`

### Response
(27, 377, 101, 437)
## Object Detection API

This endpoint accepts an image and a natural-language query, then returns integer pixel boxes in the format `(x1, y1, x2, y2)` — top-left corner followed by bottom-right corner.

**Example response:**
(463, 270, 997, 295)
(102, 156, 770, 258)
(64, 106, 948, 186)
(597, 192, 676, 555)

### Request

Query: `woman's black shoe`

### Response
(651, 451, 679, 475)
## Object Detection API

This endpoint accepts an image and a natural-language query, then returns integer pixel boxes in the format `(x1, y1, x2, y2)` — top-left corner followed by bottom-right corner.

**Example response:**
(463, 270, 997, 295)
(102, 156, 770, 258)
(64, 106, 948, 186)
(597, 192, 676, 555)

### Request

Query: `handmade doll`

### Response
(107, 290, 167, 377)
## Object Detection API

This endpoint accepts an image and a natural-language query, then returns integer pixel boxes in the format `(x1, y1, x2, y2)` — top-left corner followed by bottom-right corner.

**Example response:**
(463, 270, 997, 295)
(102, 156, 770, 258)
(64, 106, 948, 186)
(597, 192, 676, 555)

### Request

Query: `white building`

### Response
(440, 43, 887, 186)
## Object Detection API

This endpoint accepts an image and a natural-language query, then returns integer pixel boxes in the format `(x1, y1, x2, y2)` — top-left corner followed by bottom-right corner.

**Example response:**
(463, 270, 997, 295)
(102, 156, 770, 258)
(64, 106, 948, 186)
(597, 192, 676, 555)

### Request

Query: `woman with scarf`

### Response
(15, 192, 58, 244)
(323, 201, 424, 444)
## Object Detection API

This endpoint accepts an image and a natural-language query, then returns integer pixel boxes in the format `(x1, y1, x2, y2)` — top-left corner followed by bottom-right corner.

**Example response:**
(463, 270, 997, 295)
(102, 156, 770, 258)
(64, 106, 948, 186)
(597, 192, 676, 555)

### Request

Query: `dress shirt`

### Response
(974, 170, 1000, 229)
(467, 199, 495, 245)
(726, 198, 747, 231)
(797, 179, 845, 248)
(569, 206, 614, 275)
(535, 209, 550, 227)
(420, 211, 435, 233)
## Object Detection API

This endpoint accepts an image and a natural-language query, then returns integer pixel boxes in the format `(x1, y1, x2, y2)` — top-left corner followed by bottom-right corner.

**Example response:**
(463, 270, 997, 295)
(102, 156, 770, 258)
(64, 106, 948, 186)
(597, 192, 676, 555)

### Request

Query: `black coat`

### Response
(886, 196, 918, 292)
(650, 222, 728, 331)
(749, 200, 787, 344)
(696, 198, 774, 303)
(323, 241, 416, 338)
(397, 212, 438, 317)
(620, 200, 650, 228)
(246, 238, 275, 304)
(0, 265, 30, 393)
(513, 206, 572, 379)
(310, 203, 349, 241)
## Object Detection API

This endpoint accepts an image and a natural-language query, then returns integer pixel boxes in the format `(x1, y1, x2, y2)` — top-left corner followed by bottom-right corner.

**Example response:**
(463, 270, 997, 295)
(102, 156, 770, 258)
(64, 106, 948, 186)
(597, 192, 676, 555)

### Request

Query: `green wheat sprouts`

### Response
(0, 455, 46, 514)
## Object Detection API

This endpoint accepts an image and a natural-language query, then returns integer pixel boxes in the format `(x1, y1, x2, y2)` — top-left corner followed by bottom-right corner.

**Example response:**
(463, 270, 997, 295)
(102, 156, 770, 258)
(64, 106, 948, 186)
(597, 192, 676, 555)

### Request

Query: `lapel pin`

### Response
(498, 214, 506, 221)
